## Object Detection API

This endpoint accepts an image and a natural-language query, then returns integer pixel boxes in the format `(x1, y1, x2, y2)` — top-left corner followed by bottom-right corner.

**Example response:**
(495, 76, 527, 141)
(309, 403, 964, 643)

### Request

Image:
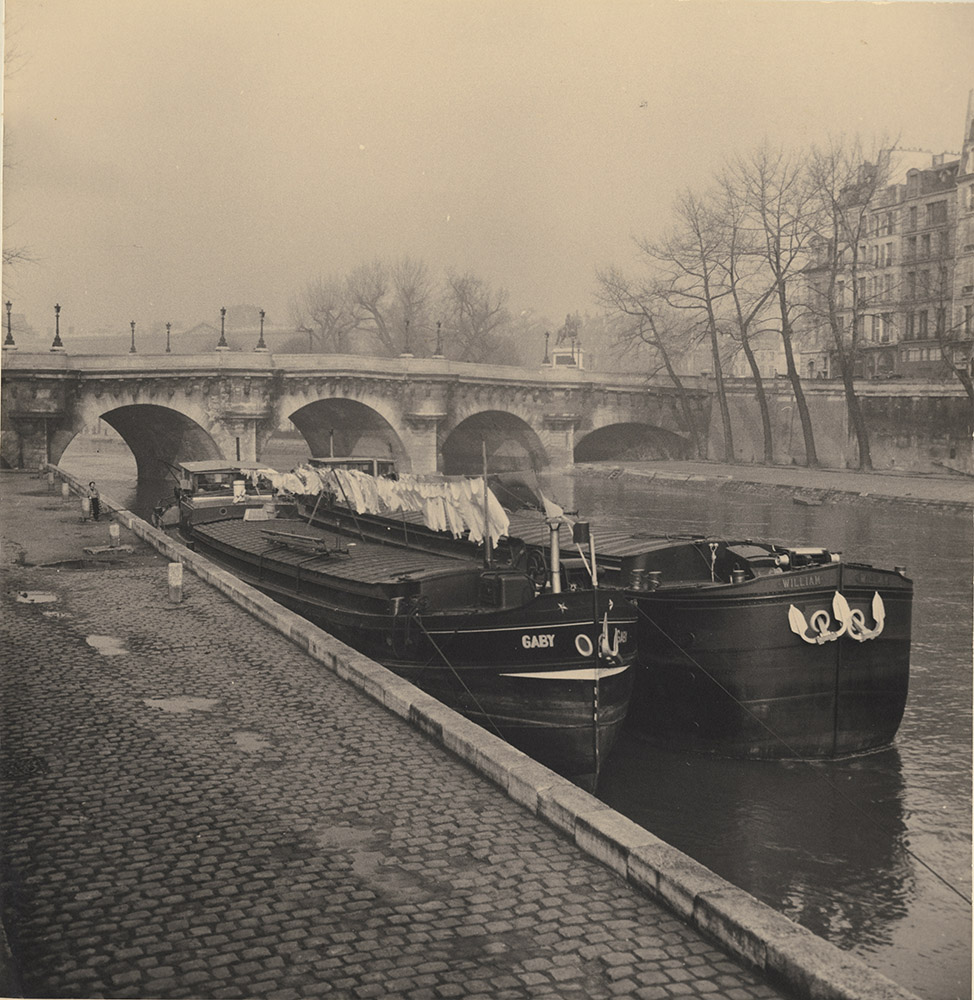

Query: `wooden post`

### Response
(168, 563, 183, 603)
(61, 482, 70, 499)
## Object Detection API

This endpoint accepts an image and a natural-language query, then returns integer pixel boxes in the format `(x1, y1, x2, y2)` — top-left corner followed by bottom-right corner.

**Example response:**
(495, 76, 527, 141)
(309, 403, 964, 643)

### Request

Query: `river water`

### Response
(61, 448, 972, 999)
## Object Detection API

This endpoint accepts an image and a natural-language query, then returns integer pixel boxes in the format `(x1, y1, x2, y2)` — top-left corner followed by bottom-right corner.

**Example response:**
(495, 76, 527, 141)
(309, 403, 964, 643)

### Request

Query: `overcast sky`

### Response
(3, 0, 973, 338)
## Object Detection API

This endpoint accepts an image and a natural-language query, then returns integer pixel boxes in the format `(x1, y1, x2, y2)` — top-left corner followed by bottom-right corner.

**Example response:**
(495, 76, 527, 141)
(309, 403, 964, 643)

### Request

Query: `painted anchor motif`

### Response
(837, 591, 886, 642)
(598, 612, 622, 663)
(788, 591, 886, 644)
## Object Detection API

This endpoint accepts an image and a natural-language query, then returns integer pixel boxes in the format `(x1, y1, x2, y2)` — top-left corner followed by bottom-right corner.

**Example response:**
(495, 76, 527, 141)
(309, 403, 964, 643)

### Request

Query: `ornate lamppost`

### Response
(433, 320, 443, 358)
(216, 306, 229, 351)
(129, 320, 137, 354)
(543, 331, 550, 365)
(165, 322, 172, 353)
(3, 300, 16, 351)
(400, 318, 413, 357)
(50, 304, 64, 352)
(255, 309, 268, 352)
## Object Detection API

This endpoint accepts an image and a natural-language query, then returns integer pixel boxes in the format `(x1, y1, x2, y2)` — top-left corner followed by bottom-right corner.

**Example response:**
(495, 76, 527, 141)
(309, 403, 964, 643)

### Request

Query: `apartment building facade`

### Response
(800, 91, 974, 381)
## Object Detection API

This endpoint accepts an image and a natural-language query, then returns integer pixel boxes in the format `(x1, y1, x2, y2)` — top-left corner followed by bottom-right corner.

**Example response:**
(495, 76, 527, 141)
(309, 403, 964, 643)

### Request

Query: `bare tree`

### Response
(440, 271, 515, 363)
(713, 170, 778, 463)
(391, 256, 436, 355)
(642, 190, 736, 462)
(595, 265, 706, 458)
(290, 274, 360, 353)
(806, 138, 894, 470)
(735, 144, 820, 467)
(347, 260, 399, 355)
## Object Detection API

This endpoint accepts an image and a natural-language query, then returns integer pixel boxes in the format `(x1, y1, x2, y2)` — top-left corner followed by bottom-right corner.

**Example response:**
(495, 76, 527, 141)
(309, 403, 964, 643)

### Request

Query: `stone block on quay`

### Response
(331, 650, 399, 704)
(574, 809, 661, 879)
(440, 717, 531, 790)
(536, 780, 611, 839)
(499, 756, 558, 813)
(407, 693, 457, 743)
(754, 912, 924, 1000)
(628, 839, 732, 922)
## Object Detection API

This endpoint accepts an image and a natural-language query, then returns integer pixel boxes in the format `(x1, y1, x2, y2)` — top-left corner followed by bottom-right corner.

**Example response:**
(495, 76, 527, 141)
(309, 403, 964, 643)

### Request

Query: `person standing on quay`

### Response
(88, 482, 101, 521)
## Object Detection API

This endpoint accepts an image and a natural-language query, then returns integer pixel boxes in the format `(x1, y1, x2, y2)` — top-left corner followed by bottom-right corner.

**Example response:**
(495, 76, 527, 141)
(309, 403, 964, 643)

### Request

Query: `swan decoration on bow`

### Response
(788, 592, 885, 644)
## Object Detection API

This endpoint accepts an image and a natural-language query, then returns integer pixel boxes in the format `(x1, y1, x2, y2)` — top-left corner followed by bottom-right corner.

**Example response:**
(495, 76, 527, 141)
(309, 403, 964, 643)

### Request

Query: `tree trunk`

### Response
(660, 361, 705, 459)
(707, 324, 735, 463)
(738, 335, 774, 463)
(828, 314, 872, 470)
(777, 284, 818, 467)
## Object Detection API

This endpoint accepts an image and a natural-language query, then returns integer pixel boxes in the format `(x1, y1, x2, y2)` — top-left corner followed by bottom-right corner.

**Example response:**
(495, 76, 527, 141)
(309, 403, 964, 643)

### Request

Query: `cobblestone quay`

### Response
(0, 473, 814, 1000)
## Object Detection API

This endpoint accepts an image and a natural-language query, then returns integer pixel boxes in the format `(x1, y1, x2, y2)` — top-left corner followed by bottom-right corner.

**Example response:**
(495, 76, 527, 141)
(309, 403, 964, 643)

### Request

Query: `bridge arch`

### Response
(574, 422, 691, 463)
(441, 410, 549, 475)
(51, 403, 225, 479)
(275, 397, 410, 470)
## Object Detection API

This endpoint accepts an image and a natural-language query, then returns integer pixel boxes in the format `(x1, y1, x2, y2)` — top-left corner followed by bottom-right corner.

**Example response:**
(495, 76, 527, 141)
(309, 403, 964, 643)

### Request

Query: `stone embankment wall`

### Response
(712, 380, 972, 473)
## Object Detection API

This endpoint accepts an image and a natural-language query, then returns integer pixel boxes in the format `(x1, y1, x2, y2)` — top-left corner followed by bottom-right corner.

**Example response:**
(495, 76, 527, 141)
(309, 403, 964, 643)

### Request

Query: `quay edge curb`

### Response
(574, 462, 974, 511)
(46, 467, 923, 1000)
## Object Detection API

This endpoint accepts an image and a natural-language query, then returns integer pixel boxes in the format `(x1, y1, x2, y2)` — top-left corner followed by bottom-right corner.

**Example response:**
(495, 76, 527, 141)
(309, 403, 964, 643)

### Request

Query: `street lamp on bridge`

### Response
(3, 300, 16, 351)
(129, 320, 137, 354)
(255, 309, 268, 352)
(434, 320, 443, 358)
(166, 322, 172, 354)
(51, 304, 64, 352)
(216, 306, 229, 351)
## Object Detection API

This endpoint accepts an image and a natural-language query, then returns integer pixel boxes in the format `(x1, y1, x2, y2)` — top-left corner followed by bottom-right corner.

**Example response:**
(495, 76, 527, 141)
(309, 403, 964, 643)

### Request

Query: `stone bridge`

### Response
(4, 352, 969, 477)
(0, 353, 707, 476)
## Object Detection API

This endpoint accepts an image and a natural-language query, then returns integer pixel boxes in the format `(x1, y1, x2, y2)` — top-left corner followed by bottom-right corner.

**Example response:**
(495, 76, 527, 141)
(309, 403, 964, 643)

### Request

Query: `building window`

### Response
(938, 230, 949, 257)
(873, 245, 880, 267)
(884, 274, 893, 299)
(907, 272, 917, 299)
(909, 206, 918, 230)
(905, 312, 915, 338)
(907, 235, 917, 260)
(918, 310, 928, 338)
(965, 304, 973, 336)
(921, 233, 931, 258)
(871, 315, 880, 341)
(936, 308, 946, 337)
(837, 280, 845, 308)
(885, 243, 893, 266)
(927, 200, 947, 225)
(920, 270, 930, 298)
(886, 212, 895, 235)
(858, 277, 866, 301)
(882, 313, 893, 343)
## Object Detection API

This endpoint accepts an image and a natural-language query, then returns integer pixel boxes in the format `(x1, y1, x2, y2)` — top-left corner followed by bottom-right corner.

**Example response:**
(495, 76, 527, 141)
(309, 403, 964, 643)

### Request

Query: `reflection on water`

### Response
(58, 451, 972, 1000)
(563, 467, 972, 1000)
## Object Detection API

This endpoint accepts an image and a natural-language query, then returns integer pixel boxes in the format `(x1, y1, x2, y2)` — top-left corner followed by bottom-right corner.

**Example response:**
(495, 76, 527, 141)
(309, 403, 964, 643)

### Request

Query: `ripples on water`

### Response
(557, 467, 971, 1000)
(61, 451, 971, 1000)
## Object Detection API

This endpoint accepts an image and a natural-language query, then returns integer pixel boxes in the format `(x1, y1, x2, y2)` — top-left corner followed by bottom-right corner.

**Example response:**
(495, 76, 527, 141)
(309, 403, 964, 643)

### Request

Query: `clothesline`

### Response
(260, 465, 511, 548)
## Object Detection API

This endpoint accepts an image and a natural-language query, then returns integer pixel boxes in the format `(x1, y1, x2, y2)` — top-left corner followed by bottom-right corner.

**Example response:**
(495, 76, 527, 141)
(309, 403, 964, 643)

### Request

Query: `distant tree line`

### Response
(289, 257, 549, 367)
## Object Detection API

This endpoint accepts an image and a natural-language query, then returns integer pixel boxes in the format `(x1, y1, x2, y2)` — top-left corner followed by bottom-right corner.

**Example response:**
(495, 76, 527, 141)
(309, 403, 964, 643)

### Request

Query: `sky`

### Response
(3, 0, 973, 340)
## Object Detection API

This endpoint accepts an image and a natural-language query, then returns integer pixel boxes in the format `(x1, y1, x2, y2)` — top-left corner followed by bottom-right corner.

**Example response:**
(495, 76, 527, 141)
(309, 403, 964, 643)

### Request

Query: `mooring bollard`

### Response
(47, 471, 55, 492)
(81, 496, 91, 521)
(168, 562, 183, 603)
(109, 521, 121, 548)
